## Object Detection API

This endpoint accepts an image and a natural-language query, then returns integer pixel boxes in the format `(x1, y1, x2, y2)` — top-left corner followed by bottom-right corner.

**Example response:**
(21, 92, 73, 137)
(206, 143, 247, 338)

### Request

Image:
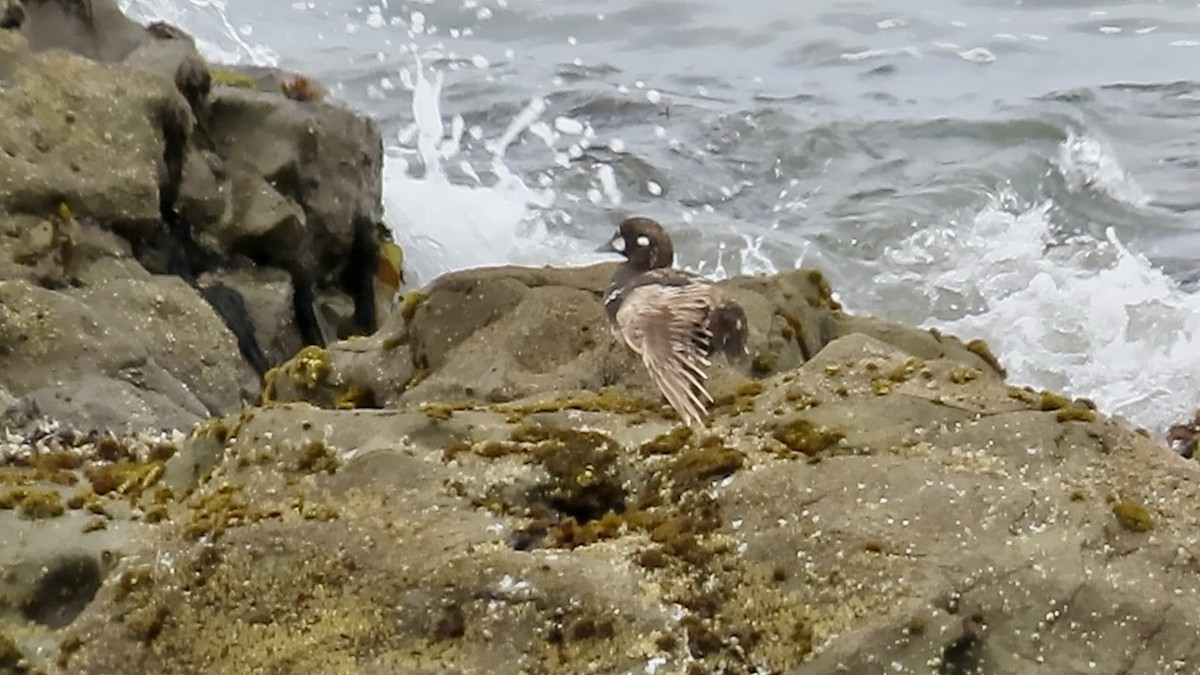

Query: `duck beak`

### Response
(595, 235, 620, 254)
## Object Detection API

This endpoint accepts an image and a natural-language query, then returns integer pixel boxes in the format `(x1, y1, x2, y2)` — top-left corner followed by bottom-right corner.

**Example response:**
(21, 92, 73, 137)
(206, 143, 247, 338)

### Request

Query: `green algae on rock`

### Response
(178, 481, 313, 541)
(966, 337, 1007, 376)
(84, 461, 164, 498)
(668, 439, 745, 491)
(784, 387, 820, 410)
(949, 366, 980, 384)
(770, 418, 846, 457)
(294, 440, 340, 475)
(0, 486, 65, 519)
(421, 403, 457, 421)
(640, 426, 694, 455)
(1038, 391, 1071, 411)
(804, 269, 841, 310)
(1112, 502, 1155, 532)
(1056, 407, 1098, 423)
(261, 346, 339, 406)
(516, 423, 626, 523)
(550, 511, 627, 549)
(715, 381, 765, 415)
(399, 291, 428, 323)
(1029, 390, 1099, 423)
(332, 385, 376, 410)
(499, 388, 664, 420)
(208, 68, 258, 89)
(886, 357, 926, 383)
(284, 346, 332, 391)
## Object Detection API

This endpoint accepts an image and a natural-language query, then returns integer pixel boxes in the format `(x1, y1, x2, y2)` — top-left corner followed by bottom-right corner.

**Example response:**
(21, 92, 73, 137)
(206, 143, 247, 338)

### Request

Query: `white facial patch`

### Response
(636, 235, 650, 247)
(611, 237, 626, 252)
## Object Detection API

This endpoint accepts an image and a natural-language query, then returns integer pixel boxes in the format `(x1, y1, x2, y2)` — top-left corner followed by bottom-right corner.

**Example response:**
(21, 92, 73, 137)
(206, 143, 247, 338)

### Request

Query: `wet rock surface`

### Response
(5, 260, 1200, 674)
(0, 325, 1186, 675)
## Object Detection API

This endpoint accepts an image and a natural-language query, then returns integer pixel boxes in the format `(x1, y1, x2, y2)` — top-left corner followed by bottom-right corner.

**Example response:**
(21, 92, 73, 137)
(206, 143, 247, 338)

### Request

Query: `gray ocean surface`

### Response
(125, 0, 1200, 435)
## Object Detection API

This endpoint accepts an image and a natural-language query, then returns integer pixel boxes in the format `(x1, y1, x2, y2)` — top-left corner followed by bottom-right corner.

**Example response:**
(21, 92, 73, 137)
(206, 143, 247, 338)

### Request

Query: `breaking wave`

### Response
(874, 187, 1200, 435)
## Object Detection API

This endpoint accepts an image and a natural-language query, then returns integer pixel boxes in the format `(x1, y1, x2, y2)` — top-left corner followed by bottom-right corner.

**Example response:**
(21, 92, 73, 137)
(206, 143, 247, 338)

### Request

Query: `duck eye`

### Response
(611, 237, 626, 252)
(635, 235, 650, 247)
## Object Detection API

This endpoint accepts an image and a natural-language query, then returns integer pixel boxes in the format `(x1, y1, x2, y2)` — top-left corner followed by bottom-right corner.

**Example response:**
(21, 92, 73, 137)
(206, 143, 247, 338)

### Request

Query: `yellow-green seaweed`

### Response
(1112, 502, 1154, 532)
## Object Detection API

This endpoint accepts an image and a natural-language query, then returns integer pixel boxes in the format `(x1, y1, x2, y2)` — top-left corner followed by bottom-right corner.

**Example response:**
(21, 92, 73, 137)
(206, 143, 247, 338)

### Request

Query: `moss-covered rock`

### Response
(0, 486, 64, 519)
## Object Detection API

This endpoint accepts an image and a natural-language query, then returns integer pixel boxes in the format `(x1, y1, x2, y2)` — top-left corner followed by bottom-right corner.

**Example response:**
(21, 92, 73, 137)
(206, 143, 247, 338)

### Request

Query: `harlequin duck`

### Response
(1167, 410, 1200, 459)
(597, 217, 749, 427)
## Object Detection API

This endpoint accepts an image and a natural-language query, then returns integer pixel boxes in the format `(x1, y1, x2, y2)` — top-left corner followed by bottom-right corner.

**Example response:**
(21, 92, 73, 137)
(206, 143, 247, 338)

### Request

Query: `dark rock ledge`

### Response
(3, 2, 1200, 674)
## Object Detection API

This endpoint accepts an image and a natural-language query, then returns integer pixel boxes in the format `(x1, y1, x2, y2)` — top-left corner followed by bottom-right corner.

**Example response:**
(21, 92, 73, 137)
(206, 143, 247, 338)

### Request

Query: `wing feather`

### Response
(615, 283, 718, 427)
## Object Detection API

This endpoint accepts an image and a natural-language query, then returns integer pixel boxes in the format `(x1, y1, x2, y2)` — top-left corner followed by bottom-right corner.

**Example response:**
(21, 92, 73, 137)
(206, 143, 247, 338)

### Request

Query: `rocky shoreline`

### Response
(3, 2, 1200, 674)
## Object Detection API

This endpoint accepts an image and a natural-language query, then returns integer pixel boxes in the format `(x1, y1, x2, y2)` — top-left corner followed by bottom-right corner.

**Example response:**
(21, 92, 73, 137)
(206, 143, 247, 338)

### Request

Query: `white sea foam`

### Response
(874, 191, 1200, 436)
(1054, 131, 1149, 206)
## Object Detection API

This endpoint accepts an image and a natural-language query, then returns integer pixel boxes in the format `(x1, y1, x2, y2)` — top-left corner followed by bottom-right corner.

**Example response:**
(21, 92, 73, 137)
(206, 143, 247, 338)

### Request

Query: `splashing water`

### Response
(1054, 130, 1149, 206)
(383, 60, 564, 287)
(874, 190, 1200, 435)
(368, 2, 638, 286)
(383, 55, 640, 286)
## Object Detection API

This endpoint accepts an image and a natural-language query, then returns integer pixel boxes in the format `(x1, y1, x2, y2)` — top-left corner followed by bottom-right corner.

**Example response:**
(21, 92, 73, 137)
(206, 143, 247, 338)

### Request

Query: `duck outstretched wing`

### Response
(615, 283, 715, 427)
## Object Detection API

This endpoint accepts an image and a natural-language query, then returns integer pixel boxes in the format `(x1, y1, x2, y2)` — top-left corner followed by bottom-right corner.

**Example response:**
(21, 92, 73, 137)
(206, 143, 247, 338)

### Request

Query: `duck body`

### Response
(598, 217, 748, 427)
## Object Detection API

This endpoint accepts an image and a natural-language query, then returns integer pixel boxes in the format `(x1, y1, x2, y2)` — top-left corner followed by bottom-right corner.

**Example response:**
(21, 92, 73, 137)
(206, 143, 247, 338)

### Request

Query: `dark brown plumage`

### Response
(598, 217, 748, 427)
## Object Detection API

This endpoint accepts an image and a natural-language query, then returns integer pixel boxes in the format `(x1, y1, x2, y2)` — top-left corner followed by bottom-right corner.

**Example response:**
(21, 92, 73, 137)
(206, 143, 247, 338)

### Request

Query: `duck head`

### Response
(596, 217, 675, 272)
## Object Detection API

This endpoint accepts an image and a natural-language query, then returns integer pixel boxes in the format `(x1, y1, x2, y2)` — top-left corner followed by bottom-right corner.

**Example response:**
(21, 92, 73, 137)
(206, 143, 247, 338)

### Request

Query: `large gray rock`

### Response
(265, 263, 1002, 416)
(26, 328, 1195, 675)
(0, 30, 179, 234)
(0, 242, 1189, 673)
(0, 0, 387, 433)
(205, 86, 383, 274)
(0, 263, 254, 431)
(18, 0, 148, 62)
